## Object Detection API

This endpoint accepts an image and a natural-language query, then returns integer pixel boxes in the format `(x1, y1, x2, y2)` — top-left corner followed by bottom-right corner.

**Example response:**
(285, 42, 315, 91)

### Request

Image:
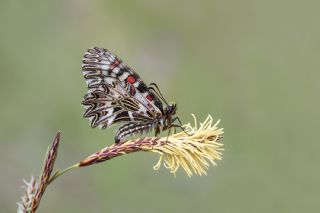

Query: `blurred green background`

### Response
(1, 0, 319, 212)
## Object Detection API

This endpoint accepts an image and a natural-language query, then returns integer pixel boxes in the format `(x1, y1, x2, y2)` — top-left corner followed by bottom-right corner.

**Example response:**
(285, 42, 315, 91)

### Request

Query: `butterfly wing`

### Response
(82, 47, 164, 129)
(82, 82, 156, 128)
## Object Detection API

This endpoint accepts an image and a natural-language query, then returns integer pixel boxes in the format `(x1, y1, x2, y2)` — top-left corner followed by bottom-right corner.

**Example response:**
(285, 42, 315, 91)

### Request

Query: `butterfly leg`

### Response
(170, 118, 178, 134)
(154, 125, 160, 138)
(172, 116, 182, 126)
(165, 127, 171, 143)
(172, 117, 193, 136)
(171, 124, 193, 136)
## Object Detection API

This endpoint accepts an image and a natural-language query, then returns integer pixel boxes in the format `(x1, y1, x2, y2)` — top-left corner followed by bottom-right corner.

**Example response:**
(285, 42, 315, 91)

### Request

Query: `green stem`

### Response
(48, 163, 80, 184)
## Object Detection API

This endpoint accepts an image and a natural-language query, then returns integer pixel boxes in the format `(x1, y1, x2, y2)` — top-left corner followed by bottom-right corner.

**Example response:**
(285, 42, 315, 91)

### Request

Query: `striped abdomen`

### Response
(115, 122, 155, 143)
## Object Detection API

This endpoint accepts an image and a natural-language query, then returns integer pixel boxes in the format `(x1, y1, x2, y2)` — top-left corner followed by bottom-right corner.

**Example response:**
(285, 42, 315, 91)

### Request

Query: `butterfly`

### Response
(81, 47, 183, 143)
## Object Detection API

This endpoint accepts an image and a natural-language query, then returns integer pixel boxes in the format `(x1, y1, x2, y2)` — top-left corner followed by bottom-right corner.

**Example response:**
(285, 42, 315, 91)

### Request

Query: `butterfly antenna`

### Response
(150, 83, 169, 105)
(148, 85, 169, 105)
(148, 87, 163, 102)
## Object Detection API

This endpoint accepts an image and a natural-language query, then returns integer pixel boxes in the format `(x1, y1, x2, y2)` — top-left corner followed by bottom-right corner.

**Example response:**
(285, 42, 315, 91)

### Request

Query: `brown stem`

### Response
(79, 137, 162, 167)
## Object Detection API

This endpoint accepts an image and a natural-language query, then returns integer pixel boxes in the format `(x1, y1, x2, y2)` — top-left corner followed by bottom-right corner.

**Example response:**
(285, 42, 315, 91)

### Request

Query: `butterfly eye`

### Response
(165, 105, 173, 114)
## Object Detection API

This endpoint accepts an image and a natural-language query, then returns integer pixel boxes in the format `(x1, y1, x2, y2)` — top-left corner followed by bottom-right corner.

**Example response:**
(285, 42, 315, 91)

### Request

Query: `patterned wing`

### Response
(82, 47, 164, 129)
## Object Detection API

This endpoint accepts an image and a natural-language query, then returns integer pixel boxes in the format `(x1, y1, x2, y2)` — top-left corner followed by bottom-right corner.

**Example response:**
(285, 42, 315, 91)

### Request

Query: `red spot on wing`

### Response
(127, 75, 136, 84)
(146, 94, 154, 101)
(110, 59, 120, 70)
(130, 86, 136, 96)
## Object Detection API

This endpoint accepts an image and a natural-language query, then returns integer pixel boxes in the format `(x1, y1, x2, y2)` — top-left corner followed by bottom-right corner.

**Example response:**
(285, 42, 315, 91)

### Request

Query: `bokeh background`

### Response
(1, 0, 319, 212)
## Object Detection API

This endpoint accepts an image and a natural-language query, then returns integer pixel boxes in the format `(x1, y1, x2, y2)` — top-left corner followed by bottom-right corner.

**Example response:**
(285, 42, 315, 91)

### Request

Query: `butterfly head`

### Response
(165, 102, 177, 116)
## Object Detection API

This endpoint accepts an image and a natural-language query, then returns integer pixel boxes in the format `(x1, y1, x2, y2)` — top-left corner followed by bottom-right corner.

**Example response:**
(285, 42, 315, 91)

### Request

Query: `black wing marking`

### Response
(82, 82, 155, 129)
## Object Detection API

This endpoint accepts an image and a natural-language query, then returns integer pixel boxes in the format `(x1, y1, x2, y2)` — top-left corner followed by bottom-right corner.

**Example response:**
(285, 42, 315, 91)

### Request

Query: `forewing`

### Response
(82, 47, 164, 114)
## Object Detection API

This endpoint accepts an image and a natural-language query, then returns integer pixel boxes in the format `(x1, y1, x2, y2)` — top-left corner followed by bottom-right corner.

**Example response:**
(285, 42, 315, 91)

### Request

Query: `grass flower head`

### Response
(80, 114, 224, 177)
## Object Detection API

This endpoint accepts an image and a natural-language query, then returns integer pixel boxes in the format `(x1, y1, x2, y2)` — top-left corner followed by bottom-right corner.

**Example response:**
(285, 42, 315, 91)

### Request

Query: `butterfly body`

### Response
(82, 47, 178, 143)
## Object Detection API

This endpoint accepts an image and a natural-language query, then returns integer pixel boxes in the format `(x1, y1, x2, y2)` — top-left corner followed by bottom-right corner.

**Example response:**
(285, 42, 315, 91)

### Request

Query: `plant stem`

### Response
(48, 163, 80, 184)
